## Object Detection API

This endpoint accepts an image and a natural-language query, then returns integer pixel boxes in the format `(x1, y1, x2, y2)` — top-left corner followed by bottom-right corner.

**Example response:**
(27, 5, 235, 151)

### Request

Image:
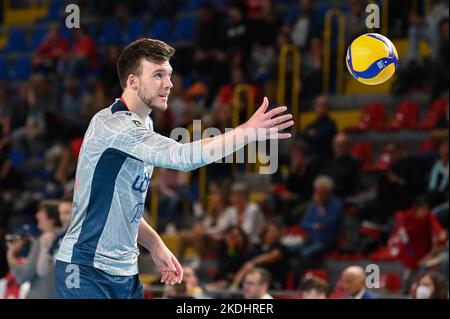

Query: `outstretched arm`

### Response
(138, 219, 183, 286)
(104, 97, 293, 171)
(200, 97, 293, 163)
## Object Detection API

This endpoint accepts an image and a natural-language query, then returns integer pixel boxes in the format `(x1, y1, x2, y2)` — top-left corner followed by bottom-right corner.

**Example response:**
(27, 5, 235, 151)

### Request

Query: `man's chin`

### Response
(150, 103, 168, 112)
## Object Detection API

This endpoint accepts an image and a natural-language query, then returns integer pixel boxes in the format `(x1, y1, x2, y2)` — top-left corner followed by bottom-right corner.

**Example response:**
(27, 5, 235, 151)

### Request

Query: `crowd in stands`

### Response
(0, 0, 449, 299)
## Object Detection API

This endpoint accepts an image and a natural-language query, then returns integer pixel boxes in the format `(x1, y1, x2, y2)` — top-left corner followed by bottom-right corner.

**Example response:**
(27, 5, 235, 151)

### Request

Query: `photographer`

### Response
(6, 201, 61, 299)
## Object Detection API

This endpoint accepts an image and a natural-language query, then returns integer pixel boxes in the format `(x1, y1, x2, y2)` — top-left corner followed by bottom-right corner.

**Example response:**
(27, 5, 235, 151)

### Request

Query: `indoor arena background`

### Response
(0, 0, 448, 299)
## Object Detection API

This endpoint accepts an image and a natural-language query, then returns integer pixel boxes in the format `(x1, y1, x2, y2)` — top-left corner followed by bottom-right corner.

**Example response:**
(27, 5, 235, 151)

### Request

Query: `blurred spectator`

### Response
(320, 133, 361, 198)
(36, 199, 72, 280)
(58, 27, 98, 78)
(394, 196, 447, 290)
(10, 74, 53, 155)
(213, 66, 260, 116)
(162, 281, 191, 299)
(224, 3, 251, 55)
(345, 0, 367, 44)
(177, 181, 232, 259)
(167, 74, 189, 127)
(61, 78, 84, 125)
(208, 226, 252, 290)
(227, 182, 265, 244)
(242, 267, 273, 299)
(300, 37, 323, 99)
(32, 26, 69, 75)
(291, 0, 321, 50)
(431, 102, 449, 140)
(157, 168, 191, 232)
(82, 80, 111, 124)
(196, 4, 224, 51)
(272, 140, 319, 225)
(99, 45, 122, 100)
(427, 138, 449, 208)
(410, 271, 448, 299)
(232, 220, 287, 289)
(286, 176, 344, 272)
(248, 0, 280, 47)
(376, 143, 429, 219)
(0, 82, 11, 151)
(298, 95, 337, 159)
(6, 201, 62, 298)
(407, 0, 449, 62)
(341, 266, 378, 299)
(182, 265, 207, 298)
(250, 43, 276, 83)
(300, 276, 328, 299)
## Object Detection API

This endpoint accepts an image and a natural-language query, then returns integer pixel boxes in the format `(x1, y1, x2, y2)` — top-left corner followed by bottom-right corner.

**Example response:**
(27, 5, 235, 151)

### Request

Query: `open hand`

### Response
(240, 97, 294, 141)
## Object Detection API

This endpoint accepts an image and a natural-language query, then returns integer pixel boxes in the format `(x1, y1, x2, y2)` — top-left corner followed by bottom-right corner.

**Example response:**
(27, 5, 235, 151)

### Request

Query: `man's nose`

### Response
(165, 77, 173, 89)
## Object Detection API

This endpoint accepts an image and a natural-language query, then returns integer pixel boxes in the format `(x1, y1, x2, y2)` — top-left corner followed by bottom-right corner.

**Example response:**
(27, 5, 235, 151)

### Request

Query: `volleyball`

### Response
(346, 33, 399, 85)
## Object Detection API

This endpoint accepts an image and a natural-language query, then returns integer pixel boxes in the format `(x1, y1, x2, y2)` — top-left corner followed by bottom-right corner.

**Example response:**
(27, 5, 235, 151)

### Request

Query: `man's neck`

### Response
(121, 91, 152, 121)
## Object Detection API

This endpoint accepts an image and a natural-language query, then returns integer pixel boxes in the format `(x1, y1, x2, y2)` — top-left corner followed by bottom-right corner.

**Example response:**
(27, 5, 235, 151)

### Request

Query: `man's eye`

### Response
(154, 73, 163, 78)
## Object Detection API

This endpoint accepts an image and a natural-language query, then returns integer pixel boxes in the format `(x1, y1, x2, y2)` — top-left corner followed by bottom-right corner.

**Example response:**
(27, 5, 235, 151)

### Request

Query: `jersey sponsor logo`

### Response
(132, 172, 151, 193)
(132, 120, 144, 128)
(130, 202, 144, 224)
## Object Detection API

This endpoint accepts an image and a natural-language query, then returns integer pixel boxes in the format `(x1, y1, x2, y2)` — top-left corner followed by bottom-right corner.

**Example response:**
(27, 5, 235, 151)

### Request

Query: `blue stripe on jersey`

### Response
(111, 99, 128, 114)
(71, 148, 128, 266)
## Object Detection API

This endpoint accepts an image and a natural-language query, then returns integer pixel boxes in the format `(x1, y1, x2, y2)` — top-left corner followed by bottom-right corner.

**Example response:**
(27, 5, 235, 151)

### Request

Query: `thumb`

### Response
(257, 96, 269, 114)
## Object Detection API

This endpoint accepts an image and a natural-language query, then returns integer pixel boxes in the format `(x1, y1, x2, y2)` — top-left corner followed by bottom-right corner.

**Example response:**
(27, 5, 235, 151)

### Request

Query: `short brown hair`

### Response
(117, 38, 175, 89)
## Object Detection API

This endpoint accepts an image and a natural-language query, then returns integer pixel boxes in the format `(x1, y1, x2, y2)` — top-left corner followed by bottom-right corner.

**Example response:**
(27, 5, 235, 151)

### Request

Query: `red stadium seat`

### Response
(416, 138, 438, 154)
(347, 103, 387, 131)
(380, 272, 402, 293)
(419, 99, 448, 129)
(350, 142, 374, 171)
(389, 100, 419, 130)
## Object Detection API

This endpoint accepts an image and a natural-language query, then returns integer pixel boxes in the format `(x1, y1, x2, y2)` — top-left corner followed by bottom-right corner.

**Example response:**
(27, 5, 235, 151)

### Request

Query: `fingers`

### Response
(277, 133, 292, 139)
(274, 119, 295, 131)
(257, 96, 269, 114)
(263, 106, 287, 119)
(267, 114, 293, 127)
(171, 255, 184, 284)
(160, 256, 181, 285)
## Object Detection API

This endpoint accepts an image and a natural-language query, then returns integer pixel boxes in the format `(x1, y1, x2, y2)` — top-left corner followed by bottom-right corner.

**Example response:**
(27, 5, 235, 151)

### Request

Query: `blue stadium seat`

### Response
(149, 18, 173, 41)
(124, 19, 146, 43)
(172, 16, 196, 41)
(6, 28, 27, 52)
(98, 22, 121, 45)
(29, 27, 49, 50)
(283, 8, 300, 25)
(0, 58, 8, 80)
(9, 57, 32, 81)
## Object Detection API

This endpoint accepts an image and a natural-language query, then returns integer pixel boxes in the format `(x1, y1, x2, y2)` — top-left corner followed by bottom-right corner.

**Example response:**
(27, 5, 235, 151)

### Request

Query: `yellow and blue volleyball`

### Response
(346, 33, 399, 85)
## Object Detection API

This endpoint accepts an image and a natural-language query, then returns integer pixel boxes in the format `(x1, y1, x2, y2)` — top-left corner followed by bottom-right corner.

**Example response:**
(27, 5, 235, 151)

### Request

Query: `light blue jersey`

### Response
(56, 98, 210, 276)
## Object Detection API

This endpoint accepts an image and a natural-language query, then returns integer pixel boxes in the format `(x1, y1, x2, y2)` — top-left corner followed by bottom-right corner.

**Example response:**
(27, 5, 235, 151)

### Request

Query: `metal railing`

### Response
(277, 44, 301, 132)
(323, 8, 346, 95)
(232, 84, 255, 174)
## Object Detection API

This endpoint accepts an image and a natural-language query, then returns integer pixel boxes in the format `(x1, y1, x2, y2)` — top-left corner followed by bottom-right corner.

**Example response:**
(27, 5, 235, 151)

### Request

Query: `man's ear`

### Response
(127, 74, 139, 91)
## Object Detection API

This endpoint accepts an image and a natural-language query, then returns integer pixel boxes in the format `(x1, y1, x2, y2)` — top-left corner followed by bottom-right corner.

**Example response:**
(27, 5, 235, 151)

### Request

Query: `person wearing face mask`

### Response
(411, 271, 448, 299)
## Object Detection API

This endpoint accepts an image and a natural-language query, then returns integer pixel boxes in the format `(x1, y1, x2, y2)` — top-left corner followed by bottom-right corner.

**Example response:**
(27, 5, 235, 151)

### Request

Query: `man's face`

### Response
(243, 273, 266, 299)
(342, 272, 363, 296)
(58, 202, 72, 229)
(313, 184, 330, 205)
(137, 59, 173, 112)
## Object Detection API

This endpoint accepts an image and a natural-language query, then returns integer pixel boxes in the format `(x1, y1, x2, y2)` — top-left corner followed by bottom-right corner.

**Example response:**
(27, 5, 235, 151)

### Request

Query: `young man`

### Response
(55, 38, 293, 299)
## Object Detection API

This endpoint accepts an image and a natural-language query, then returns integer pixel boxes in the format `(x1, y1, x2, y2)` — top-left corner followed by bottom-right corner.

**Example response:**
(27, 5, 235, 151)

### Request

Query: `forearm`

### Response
(252, 250, 283, 266)
(200, 125, 253, 164)
(6, 251, 20, 269)
(138, 219, 165, 252)
(36, 249, 52, 277)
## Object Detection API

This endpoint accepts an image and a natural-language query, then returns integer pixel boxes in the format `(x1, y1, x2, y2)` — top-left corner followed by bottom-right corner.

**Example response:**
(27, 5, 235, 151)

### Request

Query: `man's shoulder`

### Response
(100, 108, 145, 129)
